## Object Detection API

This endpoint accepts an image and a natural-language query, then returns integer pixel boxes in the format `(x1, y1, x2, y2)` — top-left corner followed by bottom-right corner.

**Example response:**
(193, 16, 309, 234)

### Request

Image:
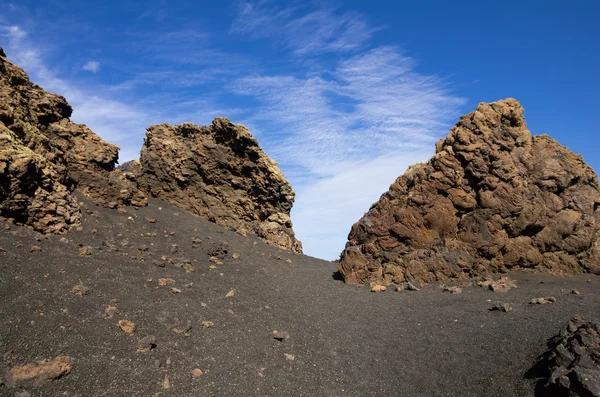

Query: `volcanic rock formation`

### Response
(531, 315, 600, 396)
(136, 120, 302, 253)
(0, 47, 146, 233)
(339, 99, 600, 285)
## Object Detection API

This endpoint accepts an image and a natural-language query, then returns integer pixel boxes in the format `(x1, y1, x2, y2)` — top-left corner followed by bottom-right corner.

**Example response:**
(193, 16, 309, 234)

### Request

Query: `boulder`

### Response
(530, 316, 600, 396)
(137, 120, 302, 253)
(0, 48, 146, 233)
(339, 99, 600, 284)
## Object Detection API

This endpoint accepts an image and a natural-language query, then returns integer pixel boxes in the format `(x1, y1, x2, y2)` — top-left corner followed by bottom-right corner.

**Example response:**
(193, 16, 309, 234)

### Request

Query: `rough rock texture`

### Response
(339, 99, 600, 284)
(136, 119, 302, 253)
(0, 47, 146, 233)
(531, 316, 600, 396)
(5, 356, 72, 387)
(0, 126, 80, 233)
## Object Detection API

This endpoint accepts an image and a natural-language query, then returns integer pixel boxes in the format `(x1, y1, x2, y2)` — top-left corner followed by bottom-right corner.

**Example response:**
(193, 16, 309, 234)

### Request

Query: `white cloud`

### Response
(230, 45, 464, 260)
(82, 60, 100, 73)
(231, 1, 378, 55)
(291, 151, 433, 260)
(0, 25, 27, 39)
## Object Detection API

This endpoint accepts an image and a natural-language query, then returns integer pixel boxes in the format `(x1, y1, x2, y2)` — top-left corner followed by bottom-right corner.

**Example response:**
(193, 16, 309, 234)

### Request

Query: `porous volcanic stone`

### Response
(339, 99, 600, 285)
(532, 316, 600, 396)
(136, 119, 302, 253)
(0, 48, 146, 233)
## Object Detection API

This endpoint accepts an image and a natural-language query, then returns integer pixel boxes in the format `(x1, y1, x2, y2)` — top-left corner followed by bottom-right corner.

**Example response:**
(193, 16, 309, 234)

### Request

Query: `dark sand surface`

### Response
(1, 195, 598, 396)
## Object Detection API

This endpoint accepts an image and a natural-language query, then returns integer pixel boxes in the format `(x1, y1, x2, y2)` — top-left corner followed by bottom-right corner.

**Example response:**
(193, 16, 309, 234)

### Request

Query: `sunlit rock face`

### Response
(339, 98, 600, 285)
(137, 119, 302, 253)
(0, 47, 146, 233)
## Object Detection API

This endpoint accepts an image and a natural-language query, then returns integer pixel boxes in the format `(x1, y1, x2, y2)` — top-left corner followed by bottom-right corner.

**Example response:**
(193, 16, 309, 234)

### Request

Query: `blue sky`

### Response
(1, 0, 598, 260)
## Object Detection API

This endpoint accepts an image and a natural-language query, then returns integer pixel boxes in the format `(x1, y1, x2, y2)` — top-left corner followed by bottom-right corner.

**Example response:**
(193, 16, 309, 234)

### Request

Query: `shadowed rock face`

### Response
(136, 119, 302, 253)
(0, 47, 146, 233)
(339, 99, 600, 285)
(531, 316, 600, 397)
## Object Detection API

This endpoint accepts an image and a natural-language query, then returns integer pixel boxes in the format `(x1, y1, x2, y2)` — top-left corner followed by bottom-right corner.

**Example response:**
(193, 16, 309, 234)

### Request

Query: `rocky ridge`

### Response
(0, 47, 146, 233)
(134, 120, 302, 253)
(339, 99, 600, 285)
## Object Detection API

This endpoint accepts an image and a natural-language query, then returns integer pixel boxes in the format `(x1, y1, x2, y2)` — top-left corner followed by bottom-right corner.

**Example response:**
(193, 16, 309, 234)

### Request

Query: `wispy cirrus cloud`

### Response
(230, 3, 465, 259)
(231, 1, 378, 56)
(0, 23, 239, 162)
(231, 46, 463, 175)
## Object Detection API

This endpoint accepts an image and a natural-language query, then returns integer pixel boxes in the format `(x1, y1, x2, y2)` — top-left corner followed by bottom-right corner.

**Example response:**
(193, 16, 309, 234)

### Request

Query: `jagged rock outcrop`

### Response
(339, 99, 600, 284)
(136, 119, 302, 253)
(0, 47, 146, 233)
(531, 316, 600, 396)
(0, 126, 80, 233)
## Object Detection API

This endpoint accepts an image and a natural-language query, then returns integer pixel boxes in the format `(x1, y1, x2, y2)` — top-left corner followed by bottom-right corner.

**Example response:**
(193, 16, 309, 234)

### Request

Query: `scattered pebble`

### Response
(370, 284, 387, 293)
(118, 319, 137, 334)
(490, 303, 513, 312)
(158, 278, 175, 286)
(442, 286, 462, 294)
(210, 256, 224, 265)
(571, 289, 580, 295)
(274, 331, 290, 341)
(137, 335, 157, 352)
(232, 253, 240, 259)
(202, 321, 214, 328)
(146, 217, 157, 223)
(161, 375, 170, 389)
(104, 305, 117, 319)
(284, 353, 295, 361)
(530, 297, 556, 305)
(79, 247, 91, 256)
(478, 276, 517, 292)
(191, 368, 204, 379)
(72, 284, 91, 296)
(406, 282, 420, 291)
(171, 287, 182, 294)
(225, 289, 235, 298)
(5, 356, 72, 387)
(184, 263, 195, 273)
(172, 321, 192, 337)
(30, 246, 42, 253)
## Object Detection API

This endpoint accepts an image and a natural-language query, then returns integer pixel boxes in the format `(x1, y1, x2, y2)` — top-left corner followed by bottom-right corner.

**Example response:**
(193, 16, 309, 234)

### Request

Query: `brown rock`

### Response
(370, 284, 387, 293)
(79, 246, 91, 256)
(5, 356, 72, 387)
(0, 49, 146, 235)
(531, 315, 600, 396)
(137, 335, 157, 352)
(273, 331, 290, 341)
(191, 368, 204, 379)
(339, 99, 600, 285)
(479, 277, 517, 293)
(442, 285, 462, 294)
(201, 321, 214, 328)
(136, 119, 302, 253)
(30, 246, 41, 252)
(530, 297, 557, 305)
(158, 278, 175, 286)
(72, 284, 91, 296)
(118, 319, 137, 334)
(490, 303, 513, 312)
